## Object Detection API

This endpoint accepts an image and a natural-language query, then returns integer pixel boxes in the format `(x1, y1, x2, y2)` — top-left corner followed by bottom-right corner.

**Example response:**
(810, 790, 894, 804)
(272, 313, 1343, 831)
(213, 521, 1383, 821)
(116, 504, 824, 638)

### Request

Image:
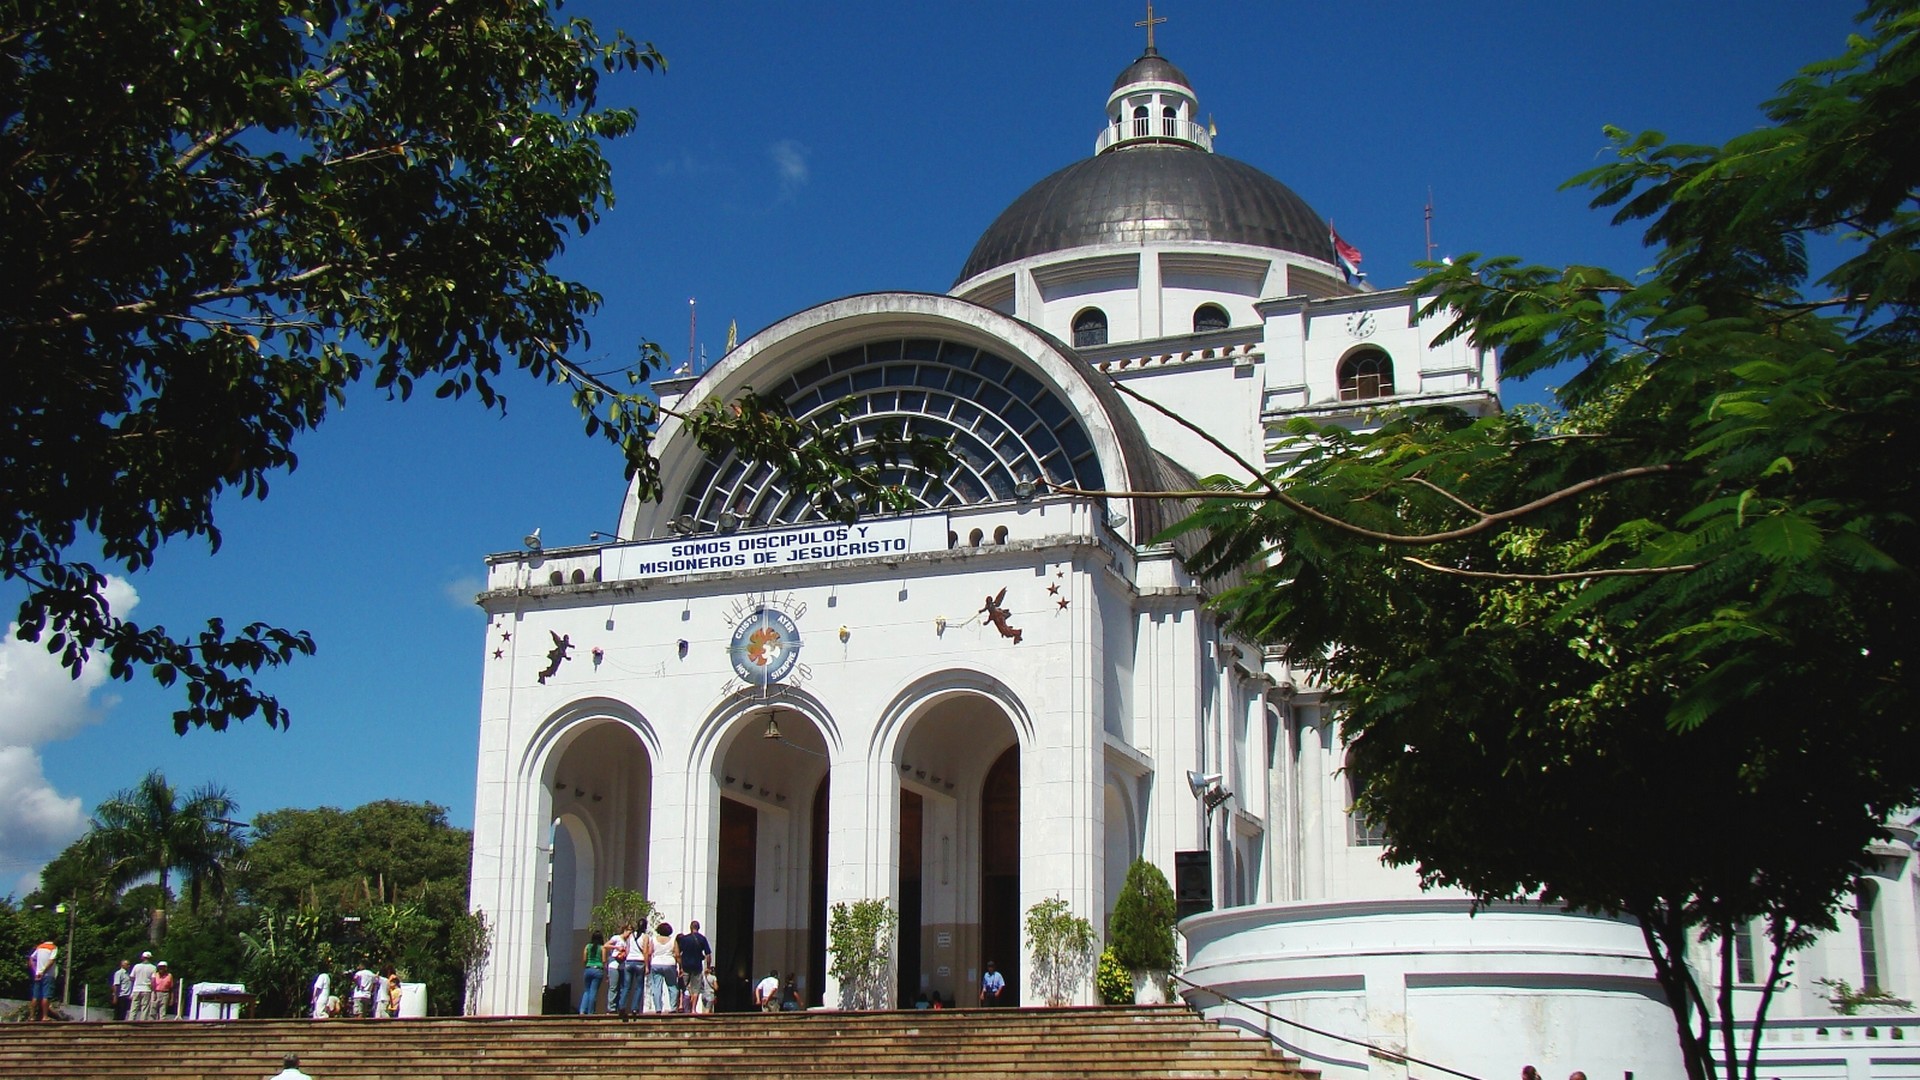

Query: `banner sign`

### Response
(601, 512, 949, 583)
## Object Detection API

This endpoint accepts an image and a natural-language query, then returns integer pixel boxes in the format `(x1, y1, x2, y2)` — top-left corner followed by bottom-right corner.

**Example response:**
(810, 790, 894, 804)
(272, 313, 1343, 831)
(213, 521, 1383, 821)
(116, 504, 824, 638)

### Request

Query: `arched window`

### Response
(1132, 105, 1149, 139)
(1193, 304, 1230, 333)
(1858, 880, 1882, 990)
(1162, 105, 1178, 138)
(1338, 348, 1394, 401)
(1072, 308, 1108, 348)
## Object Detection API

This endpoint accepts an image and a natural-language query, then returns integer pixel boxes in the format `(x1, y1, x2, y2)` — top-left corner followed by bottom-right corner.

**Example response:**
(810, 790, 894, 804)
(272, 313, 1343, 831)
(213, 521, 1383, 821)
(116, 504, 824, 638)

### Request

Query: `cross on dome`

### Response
(1136, 2, 1166, 54)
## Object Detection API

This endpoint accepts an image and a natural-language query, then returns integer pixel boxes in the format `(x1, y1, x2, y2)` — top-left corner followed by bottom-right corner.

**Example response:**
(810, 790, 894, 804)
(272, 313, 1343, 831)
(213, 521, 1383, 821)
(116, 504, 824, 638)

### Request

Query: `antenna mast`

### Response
(1424, 188, 1437, 264)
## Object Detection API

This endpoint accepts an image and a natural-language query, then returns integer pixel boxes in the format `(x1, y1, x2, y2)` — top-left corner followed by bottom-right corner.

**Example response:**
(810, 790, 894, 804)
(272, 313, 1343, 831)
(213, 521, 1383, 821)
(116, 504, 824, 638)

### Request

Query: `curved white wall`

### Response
(1181, 899, 1687, 1080)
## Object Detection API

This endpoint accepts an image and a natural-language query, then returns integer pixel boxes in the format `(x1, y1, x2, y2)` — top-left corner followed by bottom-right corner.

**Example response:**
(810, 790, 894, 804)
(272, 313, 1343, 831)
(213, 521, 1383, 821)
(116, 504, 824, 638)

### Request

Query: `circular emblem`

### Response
(1345, 310, 1377, 339)
(729, 607, 803, 688)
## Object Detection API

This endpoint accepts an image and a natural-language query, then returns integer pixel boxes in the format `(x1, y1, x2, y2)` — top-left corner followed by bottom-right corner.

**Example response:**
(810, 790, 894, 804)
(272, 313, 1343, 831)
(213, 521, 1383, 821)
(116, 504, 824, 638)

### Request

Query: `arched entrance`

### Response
(895, 694, 1021, 1008)
(714, 706, 831, 1010)
(543, 721, 652, 1005)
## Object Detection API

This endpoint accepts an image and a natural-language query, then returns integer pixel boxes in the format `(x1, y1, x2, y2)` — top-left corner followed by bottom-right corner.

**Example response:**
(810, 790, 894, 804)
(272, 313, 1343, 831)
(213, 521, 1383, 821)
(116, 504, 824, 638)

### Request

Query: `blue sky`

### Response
(0, 0, 1864, 891)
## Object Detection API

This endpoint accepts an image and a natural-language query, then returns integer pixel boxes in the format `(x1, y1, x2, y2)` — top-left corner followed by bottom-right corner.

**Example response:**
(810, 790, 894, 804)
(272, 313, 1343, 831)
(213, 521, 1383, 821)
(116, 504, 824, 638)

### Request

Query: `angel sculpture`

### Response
(979, 588, 1023, 644)
(537, 631, 574, 684)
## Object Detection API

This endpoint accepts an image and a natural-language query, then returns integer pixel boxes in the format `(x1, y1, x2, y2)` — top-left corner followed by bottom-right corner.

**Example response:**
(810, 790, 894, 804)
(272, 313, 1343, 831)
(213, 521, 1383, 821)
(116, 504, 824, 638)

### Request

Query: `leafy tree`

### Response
(826, 898, 896, 1010)
(87, 770, 243, 943)
(240, 800, 470, 913)
(238, 800, 473, 1014)
(1107, 859, 1176, 973)
(239, 907, 335, 1017)
(1159, 5, 1920, 1079)
(1, 0, 944, 735)
(1024, 896, 1097, 1006)
(448, 908, 493, 1017)
(588, 886, 654, 938)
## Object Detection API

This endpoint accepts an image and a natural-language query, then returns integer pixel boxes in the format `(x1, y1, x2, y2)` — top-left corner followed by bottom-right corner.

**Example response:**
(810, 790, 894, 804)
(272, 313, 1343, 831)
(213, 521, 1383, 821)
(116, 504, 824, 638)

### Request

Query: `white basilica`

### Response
(469, 40, 1920, 1080)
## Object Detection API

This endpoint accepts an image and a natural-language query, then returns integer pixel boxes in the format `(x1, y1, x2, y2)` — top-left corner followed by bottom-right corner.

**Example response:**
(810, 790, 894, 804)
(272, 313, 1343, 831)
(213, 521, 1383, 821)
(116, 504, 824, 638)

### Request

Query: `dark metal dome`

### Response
(956, 144, 1334, 285)
(1112, 52, 1190, 92)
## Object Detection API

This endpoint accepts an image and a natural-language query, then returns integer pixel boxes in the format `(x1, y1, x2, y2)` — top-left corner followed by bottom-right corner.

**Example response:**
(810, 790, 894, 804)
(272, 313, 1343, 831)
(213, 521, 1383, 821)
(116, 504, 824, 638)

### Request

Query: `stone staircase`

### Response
(0, 1005, 1317, 1080)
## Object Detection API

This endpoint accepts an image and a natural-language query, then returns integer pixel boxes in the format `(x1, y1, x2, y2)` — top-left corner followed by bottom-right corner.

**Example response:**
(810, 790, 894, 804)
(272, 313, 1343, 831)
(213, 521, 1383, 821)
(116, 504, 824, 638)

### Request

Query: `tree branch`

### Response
(1050, 460, 1685, 547)
(1094, 376, 1685, 545)
(32, 264, 337, 330)
(1401, 556, 1700, 581)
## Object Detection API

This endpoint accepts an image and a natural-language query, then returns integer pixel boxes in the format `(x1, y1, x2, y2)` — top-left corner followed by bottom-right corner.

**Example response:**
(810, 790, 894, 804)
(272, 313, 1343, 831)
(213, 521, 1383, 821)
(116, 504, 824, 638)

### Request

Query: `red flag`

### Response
(1330, 222, 1364, 280)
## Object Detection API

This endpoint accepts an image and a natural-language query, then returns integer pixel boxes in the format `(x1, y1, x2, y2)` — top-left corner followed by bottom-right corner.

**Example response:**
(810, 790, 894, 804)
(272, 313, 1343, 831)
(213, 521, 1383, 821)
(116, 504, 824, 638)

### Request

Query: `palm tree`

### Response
(87, 770, 243, 943)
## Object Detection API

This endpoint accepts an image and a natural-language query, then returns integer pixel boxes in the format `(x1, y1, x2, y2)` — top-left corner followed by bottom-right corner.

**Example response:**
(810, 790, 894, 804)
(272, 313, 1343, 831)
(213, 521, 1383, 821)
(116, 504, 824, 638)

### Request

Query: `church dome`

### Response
(1111, 52, 1190, 92)
(955, 46, 1335, 286)
(955, 144, 1335, 285)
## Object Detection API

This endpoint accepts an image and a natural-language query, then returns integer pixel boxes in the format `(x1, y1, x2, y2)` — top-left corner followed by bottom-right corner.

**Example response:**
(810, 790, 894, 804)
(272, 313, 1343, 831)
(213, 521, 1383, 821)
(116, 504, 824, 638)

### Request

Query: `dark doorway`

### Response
(715, 797, 757, 1012)
(807, 776, 829, 1007)
(979, 746, 1020, 1005)
(898, 789, 924, 1006)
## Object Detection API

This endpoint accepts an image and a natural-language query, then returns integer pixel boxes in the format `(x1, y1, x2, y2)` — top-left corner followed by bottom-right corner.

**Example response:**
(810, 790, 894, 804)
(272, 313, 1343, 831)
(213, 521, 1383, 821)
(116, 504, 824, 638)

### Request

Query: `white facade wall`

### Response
(468, 47, 1918, 1080)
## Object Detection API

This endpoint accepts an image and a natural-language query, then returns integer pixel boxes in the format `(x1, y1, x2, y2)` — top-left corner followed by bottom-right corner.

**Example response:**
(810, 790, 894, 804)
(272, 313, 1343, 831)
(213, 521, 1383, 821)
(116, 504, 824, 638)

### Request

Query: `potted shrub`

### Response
(1108, 858, 1177, 1004)
(1025, 896, 1098, 1006)
(827, 898, 897, 1009)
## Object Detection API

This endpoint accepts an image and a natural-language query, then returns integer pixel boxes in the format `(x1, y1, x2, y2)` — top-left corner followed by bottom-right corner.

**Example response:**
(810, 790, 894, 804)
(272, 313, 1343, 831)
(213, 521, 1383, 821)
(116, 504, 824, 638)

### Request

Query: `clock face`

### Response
(729, 606, 803, 688)
(1346, 310, 1378, 339)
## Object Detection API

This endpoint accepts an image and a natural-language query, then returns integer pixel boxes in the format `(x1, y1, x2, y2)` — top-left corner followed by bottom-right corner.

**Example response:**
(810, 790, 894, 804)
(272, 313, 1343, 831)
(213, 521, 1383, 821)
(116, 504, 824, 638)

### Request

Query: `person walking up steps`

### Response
(579, 934, 605, 1015)
(645, 922, 679, 1014)
(676, 921, 711, 1014)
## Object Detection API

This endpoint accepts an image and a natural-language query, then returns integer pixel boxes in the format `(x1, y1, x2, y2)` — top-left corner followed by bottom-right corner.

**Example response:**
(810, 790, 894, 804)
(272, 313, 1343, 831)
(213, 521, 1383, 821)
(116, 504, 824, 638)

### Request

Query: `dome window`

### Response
(1162, 106, 1178, 138)
(1132, 105, 1149, 139)
(1338, 348, 1394, 402)
(1193, 304, 1229, 333)
(1072, 308, 1109, 348)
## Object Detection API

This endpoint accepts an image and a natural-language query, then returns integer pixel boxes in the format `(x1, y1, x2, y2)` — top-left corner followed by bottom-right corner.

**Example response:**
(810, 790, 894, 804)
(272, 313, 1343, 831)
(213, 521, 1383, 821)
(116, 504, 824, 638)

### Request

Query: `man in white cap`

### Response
(129, 951, 158, 1020)
(152, 960, 176, 1018)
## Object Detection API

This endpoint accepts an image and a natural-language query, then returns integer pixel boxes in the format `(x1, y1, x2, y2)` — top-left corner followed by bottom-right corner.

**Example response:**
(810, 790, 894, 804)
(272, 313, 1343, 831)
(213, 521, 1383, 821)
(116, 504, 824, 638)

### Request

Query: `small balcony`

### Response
(1095, 117, 1213, 155)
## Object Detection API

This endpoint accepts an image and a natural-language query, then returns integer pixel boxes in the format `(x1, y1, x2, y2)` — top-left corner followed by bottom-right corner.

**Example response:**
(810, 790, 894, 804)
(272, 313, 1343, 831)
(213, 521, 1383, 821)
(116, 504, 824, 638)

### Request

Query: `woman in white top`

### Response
(645, 922, 680, 1013)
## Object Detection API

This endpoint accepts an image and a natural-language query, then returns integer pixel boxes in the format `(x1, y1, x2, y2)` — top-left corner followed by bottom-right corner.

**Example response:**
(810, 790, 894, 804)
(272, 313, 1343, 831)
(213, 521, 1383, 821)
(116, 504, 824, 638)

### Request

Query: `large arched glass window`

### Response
(1193, 304, 1230, 333)
(1338, 348, 1394, 401)
(675, 338, 1107, 528)
(1072, 308, 1109, 348)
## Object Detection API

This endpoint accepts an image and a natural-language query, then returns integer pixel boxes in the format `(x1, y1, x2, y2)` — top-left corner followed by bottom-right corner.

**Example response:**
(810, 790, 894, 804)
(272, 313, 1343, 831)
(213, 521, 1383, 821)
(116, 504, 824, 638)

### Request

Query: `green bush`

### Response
(1096, 946, 1132, 1004)
(1025, 896, 1097, 1006)
(827, 898, 896, 1009)
(1108, 859, 1176, 971)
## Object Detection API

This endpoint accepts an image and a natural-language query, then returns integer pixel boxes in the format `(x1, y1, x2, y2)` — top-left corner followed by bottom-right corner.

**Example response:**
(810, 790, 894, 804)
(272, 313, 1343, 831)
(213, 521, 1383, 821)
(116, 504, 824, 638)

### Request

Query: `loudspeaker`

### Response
(1174, 850, 1212, 920)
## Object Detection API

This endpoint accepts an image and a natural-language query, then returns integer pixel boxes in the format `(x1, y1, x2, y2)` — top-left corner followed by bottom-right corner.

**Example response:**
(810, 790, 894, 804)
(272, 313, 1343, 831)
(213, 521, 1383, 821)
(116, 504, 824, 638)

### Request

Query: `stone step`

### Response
(0, 1006, 1318, 1080)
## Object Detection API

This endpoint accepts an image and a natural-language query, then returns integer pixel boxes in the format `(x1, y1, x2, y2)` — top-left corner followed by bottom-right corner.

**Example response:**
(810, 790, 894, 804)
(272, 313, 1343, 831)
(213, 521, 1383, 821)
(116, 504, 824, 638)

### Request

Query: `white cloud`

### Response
(0, 576, 139, 891)
(769, 139, 811, 198)
(443, 575, 485, 611)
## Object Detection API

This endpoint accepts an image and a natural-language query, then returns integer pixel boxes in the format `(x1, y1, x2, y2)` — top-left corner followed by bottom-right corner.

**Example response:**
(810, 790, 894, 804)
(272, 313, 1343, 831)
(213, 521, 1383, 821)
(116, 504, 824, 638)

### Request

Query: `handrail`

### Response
(1171, 971, 1487, 1080)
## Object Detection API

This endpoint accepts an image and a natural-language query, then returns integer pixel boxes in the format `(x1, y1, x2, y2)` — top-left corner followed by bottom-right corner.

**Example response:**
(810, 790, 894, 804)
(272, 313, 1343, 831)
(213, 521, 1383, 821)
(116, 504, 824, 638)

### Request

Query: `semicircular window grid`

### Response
(677, 338, 1106, 528)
